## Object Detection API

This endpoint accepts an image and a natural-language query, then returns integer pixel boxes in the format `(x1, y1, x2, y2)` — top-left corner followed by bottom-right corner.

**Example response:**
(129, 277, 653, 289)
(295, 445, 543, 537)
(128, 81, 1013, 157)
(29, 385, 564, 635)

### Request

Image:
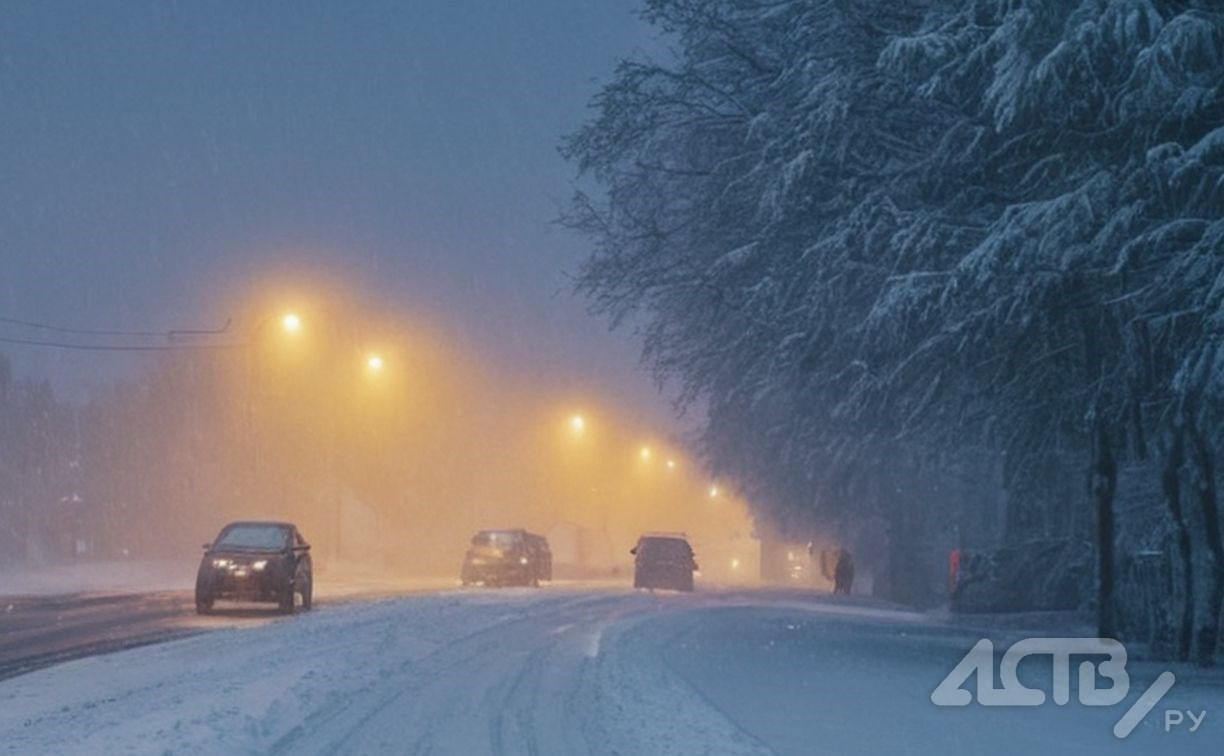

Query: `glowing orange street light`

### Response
(666, 459, 677, 470)
(569, 414, 586, 435)
(639, 446, 652, 461)
(366, 353, 385, 374)
(709, 485, 720, 498)
(281, 312, 302, 333)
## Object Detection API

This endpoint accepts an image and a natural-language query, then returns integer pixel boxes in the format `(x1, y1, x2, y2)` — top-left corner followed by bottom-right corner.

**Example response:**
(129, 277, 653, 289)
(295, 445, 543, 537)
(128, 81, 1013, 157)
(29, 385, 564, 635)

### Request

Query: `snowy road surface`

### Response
(1, 586, 1221, 755)
(0, 571, 459, 681)
(0, 591, 205, 681)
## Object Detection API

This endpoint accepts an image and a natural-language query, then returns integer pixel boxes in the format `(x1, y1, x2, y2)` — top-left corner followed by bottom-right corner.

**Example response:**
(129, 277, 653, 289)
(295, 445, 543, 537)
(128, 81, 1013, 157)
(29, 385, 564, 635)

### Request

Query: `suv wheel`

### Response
(278, 583, 295, 614)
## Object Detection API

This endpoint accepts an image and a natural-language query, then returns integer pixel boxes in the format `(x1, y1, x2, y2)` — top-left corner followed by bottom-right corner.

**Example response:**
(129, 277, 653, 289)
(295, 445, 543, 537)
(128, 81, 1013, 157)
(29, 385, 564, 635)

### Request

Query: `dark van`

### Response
(631, 532, 698, 592)
(461, 529, 551, 587)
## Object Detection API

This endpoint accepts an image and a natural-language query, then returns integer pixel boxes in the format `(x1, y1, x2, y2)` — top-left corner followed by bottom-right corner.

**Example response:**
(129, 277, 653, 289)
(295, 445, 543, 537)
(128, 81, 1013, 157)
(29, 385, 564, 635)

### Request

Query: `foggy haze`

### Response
(6, 3, 1224, 753)
(0, 0, 668, 427)
(0, 2, 759, 583)
(43, 285, 757, 579)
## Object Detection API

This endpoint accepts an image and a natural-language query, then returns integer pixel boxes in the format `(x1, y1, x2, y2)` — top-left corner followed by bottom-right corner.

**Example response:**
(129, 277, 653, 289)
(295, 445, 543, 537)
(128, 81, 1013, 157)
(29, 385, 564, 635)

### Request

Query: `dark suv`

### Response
(195, 521, 313, 614)
(461, 529, 551, 587)
(632, 533, 698, 591)
(524, 532, 553, 582)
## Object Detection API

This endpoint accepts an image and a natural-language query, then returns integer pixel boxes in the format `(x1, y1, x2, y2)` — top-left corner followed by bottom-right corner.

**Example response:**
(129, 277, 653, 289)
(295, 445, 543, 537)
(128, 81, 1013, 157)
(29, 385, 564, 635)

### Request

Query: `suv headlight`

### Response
(212, 558, 231, 568)
(252, 560, 268, 571)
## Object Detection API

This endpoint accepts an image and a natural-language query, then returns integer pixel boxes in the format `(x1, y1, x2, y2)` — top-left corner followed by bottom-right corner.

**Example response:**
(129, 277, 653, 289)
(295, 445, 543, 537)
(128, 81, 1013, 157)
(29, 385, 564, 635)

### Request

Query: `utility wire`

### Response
(0, 315, 162, 338)
(0, 334, 247, 352)
(0, 315, 231, 340)
(0, 315, 236, 351)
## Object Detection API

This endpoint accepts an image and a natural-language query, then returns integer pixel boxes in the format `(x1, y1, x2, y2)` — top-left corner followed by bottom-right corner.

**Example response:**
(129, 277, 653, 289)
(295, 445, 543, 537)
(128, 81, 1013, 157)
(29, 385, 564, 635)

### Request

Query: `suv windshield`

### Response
(637, 538, 691, 559)
(472, 531, 521, 550)
(215, 524, 290, 551)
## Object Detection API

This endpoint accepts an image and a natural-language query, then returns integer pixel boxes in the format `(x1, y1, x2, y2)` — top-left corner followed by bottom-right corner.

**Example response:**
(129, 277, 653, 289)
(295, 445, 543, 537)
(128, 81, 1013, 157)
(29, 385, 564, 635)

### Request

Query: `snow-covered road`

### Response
(1, 587, 1221, 754)
(0, 568, 462, 681)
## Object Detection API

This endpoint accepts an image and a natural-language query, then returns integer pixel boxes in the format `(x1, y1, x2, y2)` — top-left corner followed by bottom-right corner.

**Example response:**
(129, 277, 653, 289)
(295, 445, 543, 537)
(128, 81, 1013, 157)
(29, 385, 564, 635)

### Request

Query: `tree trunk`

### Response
(1091, 418, 1117, 639)
(1161, 423, 1194, 661)
(1131, 398, 1147, 461)
(1187, 419, 1223, 667)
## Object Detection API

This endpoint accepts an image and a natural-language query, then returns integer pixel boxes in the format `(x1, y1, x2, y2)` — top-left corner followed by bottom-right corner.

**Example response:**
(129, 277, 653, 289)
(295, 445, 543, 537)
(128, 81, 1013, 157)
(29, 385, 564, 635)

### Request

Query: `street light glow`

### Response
(281, 312, 302, 333)
(569, 415, 586, 434)
(366, 354, 384, 373)
(709, 485, 719, 498)
(639, 446, 652, 461)
(666, 459, 676, 470)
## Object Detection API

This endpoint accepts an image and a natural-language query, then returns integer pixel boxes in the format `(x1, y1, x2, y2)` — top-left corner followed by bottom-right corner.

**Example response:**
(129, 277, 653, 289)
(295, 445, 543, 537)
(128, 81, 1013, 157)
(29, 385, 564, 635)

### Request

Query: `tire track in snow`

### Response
(267, 591, 632, 755)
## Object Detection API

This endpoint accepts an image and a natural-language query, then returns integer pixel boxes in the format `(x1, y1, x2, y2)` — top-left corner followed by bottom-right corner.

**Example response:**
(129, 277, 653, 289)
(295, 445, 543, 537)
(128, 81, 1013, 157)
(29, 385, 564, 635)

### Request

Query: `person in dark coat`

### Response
(833, 548, 855, 594)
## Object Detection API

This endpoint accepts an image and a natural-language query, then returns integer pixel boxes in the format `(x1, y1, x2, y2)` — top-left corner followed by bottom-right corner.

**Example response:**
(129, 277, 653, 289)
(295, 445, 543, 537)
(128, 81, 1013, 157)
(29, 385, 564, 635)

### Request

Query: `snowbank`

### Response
(0, 560, 195, 598)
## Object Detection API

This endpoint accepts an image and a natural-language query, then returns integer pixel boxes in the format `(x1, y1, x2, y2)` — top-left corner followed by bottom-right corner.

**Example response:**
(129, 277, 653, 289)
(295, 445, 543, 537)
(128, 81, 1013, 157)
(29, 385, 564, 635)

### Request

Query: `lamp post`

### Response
(347, 350, 389, 563)
(243, 309, 400, 565)
(559, 413, 589, 533)
(246, 311, 304, 501)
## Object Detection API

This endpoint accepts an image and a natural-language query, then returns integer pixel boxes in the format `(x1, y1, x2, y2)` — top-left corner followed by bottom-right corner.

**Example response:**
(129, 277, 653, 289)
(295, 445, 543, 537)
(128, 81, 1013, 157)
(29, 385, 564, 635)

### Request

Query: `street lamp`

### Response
(666, 459, 677, 470)
(366, 353, 384, 374)
(709, 484, 720, 498)
(639, 446, 652, 461)
(247, 308, 306, 502)
(569, 414, 586, 435)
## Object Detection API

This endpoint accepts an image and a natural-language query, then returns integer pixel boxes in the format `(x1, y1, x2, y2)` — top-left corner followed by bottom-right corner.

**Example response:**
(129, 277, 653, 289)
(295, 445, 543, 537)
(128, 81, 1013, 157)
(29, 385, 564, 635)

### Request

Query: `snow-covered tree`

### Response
(565, 0, 1224, 657)
(0, 354, 80, 564)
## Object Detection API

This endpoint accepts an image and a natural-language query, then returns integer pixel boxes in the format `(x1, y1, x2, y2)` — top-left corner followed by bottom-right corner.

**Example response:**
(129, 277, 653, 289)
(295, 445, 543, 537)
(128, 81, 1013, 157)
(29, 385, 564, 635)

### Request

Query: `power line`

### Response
(0, 314, 236, 352)
(0, 315, 230, 340)
(0, 334, 247, 352)
(0, 315, 165, 338)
